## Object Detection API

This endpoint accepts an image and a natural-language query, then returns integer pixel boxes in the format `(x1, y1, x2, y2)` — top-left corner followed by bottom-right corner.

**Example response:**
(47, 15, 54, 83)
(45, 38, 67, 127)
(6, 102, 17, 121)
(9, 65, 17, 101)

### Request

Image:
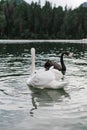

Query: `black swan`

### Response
(27, 48, 67, 89)
(44, 52, 70, 75)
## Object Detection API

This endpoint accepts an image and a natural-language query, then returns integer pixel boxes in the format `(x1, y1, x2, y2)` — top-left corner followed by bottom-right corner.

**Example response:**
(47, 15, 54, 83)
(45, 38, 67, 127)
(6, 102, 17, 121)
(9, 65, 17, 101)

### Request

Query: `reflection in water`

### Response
(29, 87, 69, 116)
(0, 43, 87, 57)
(0, 89, 10, 95)
(0, 42, 87, 130)
(30, 97, 37, 116)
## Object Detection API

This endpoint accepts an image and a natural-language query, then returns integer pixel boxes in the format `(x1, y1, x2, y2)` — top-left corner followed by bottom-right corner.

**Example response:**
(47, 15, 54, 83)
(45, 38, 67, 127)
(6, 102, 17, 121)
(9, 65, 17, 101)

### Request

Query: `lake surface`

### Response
(0, 42, 87, 130)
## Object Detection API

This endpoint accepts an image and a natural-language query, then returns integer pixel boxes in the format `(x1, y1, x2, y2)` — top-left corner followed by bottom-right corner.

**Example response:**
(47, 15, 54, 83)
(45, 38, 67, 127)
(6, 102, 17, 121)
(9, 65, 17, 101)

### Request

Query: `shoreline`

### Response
(0, 39, 87, 44)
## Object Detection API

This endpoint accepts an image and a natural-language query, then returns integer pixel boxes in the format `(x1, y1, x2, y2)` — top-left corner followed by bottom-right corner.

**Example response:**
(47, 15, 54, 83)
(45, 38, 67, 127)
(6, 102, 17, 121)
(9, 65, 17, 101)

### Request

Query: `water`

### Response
(0, 42, 87, 130)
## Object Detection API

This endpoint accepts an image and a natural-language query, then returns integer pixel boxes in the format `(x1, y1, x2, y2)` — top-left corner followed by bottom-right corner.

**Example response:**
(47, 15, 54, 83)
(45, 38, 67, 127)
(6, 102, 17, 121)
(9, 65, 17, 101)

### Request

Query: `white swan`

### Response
(27, 48, 68, 89)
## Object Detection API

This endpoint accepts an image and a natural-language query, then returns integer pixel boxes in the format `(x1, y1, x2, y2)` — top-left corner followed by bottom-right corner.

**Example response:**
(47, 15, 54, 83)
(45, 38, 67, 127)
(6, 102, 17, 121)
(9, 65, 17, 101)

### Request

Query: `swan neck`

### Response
(60, 53, 66, 71)
(31, 48, 35, 74)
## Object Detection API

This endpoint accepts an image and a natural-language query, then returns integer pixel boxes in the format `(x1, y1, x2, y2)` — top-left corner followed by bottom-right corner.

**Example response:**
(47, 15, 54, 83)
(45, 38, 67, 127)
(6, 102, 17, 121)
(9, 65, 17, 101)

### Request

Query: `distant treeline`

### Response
(0, 0, 87, 39)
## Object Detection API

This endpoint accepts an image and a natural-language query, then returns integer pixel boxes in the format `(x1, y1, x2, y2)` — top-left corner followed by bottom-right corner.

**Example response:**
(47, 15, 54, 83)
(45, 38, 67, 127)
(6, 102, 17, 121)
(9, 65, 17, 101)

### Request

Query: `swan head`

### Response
(62, 52, 70, 57)
(31, 48, 35, 54)
(65, 52, 70, 56)
(63, 52, 73, 58)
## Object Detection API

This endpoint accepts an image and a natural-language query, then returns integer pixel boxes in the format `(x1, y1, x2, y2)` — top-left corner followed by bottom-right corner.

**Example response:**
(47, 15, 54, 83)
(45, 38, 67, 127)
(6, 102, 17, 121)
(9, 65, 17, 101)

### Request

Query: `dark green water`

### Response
(0, 42, 87, 130)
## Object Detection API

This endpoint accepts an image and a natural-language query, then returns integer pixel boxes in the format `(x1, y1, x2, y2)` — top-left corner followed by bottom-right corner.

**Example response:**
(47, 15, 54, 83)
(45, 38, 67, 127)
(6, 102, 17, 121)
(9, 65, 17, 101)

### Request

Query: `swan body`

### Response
(44, 52, 70, 75)
(27, 48, 67, 89)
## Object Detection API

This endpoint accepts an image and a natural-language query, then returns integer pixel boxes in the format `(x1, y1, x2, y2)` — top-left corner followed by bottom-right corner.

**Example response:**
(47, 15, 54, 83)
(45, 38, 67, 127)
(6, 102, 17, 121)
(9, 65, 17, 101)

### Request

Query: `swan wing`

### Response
(27, 69, 55, 88)
(48, 80, 68, 89)
(27, 68, 64, 89)
(50, 67, 63, 80)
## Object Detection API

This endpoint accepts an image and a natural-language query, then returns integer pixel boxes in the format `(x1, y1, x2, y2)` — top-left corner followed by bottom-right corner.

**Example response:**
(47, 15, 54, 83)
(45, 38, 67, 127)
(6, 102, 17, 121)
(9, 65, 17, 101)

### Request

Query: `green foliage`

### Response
(0, 0, 87, 39)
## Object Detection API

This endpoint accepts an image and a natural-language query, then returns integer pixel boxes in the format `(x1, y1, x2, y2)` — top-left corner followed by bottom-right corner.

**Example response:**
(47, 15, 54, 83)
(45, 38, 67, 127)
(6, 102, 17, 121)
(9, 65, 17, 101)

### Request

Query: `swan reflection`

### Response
(29, 87, 69, 116)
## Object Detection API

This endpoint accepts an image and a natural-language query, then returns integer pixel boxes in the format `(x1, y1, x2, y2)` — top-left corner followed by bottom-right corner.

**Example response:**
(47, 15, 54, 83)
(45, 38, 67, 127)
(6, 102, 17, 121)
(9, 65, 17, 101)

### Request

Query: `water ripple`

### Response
(0, 43, 87, 130)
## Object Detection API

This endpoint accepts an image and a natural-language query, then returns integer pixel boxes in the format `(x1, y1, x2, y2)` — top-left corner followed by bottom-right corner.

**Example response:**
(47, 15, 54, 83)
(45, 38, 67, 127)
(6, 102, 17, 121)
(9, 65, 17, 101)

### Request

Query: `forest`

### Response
(0, 0, 87, 39)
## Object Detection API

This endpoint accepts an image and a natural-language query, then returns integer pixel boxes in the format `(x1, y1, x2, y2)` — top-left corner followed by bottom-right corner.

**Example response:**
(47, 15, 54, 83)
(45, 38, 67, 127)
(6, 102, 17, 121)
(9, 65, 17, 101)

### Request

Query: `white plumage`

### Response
(27, 48, 67, 89)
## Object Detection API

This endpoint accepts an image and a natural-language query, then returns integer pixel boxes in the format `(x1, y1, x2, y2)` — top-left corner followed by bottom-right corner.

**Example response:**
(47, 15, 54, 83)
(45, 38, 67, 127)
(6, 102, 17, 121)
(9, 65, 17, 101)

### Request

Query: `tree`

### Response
(0, 0, 87, 39)
(0, 12, 6, 38)
(41, 1, 52, 38)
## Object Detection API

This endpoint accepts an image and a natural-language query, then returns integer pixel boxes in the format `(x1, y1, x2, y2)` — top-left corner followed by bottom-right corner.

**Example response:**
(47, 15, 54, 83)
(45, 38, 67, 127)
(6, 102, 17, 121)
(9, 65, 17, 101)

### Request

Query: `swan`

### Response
(44, 52, 70, 75)
(27, 48, 68, 89)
